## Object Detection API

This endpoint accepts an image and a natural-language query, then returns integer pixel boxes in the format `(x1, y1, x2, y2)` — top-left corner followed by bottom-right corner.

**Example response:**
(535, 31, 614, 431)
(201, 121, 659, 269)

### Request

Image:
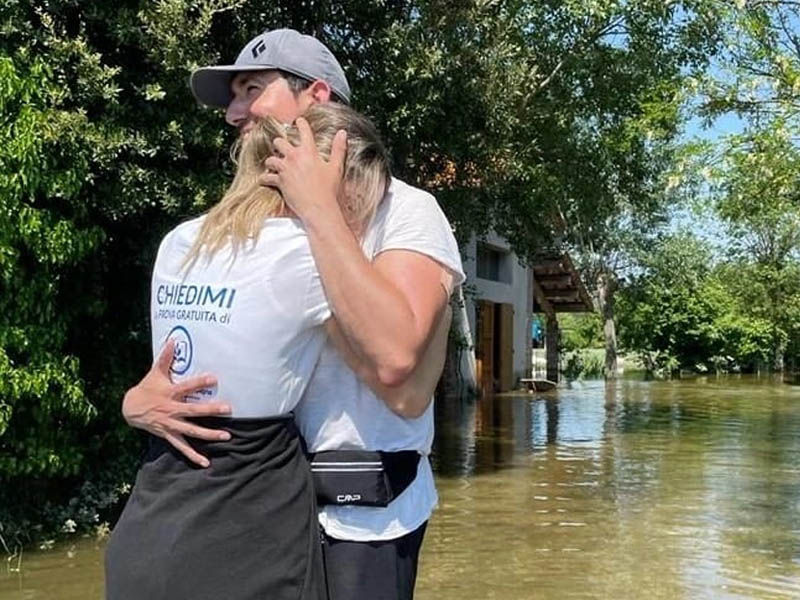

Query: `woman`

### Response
(105, 104, 394, 600)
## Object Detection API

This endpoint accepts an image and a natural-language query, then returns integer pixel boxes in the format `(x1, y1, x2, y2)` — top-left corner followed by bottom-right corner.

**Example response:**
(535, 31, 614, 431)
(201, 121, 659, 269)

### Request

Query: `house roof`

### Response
(532, 254, 594, 315)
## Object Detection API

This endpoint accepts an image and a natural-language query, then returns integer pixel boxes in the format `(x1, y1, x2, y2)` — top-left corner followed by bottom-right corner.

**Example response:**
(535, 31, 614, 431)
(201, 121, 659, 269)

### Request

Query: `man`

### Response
(122, 28, 464, 600)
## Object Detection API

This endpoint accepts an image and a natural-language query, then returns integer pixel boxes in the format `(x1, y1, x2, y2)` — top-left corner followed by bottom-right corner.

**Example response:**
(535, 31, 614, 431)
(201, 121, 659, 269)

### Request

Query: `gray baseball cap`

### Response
(190, 28, 351, 107)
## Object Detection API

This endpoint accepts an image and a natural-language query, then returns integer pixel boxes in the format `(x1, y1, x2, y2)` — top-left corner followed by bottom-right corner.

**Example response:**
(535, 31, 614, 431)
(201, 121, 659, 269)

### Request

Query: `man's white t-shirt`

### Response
(295, 178, 465, 541)
(151, 216, 330, 418)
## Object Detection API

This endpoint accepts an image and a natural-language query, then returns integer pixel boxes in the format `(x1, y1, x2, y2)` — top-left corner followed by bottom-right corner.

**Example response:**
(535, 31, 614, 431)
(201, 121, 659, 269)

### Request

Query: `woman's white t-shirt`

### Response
(295, 178, 466, 541)
(151, 216, 330, 418)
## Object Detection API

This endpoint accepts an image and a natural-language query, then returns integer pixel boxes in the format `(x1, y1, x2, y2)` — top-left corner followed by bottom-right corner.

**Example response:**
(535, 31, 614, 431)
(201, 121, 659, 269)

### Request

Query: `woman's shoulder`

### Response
(256, 217, 311, 249)
(260, 216, 306, 233)
(169, 215, 206, 241)
(154, 215, 206, 263)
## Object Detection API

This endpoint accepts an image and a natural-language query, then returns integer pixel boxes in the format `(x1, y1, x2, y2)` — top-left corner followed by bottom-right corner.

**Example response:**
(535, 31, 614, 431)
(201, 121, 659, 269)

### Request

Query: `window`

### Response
(476, 243, 512, 284)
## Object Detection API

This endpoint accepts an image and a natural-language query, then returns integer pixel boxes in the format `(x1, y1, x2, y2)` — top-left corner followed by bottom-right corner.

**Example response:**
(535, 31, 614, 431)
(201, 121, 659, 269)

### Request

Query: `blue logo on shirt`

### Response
(167, 325, 193, 375)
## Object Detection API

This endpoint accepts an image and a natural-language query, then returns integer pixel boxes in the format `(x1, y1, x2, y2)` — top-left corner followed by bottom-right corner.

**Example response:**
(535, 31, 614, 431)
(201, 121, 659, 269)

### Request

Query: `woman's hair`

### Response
(184, 103, 390, 269)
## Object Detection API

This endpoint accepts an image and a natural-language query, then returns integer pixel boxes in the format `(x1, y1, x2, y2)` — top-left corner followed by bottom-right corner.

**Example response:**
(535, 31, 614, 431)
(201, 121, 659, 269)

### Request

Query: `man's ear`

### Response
(306, 79, 332, 104)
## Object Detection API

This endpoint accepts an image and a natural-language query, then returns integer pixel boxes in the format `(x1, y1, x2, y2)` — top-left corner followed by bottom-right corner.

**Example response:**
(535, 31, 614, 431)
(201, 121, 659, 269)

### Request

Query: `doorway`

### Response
(475, 300, 514, 394)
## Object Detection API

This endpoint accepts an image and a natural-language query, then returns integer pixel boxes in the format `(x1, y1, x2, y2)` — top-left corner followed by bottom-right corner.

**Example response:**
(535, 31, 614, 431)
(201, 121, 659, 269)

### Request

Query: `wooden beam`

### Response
(532, 279, 555, 317)
(533, 253, 594, 313)
(559, 253, 595, 312)
(535, 272, 572, 282)
(536, 274, 574, 289)
(544, 292, 583, 304)
(552, 302, 593, 313)
(533, 263, 567, 276)
(534, 257, 566, 269)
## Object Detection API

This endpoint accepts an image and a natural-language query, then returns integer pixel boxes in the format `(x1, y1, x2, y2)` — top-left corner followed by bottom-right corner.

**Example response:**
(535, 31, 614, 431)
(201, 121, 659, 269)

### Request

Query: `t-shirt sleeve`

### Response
(371, 185, 466, 289)
(305, 260, 332, 326)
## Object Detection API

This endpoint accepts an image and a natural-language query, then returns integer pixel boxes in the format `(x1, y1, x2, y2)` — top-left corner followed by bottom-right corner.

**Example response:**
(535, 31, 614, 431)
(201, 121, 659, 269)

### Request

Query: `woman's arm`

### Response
(325, 304, 452, 419)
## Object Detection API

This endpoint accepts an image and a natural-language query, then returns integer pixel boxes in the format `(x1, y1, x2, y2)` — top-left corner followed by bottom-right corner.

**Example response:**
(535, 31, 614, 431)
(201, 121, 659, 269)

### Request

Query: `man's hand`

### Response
(260, 117, 347, 222)
(122, 339, 232, 468)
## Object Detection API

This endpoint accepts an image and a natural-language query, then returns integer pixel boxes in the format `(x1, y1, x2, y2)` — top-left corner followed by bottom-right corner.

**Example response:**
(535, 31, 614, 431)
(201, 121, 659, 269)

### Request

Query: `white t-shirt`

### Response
(151, 216, 330, 418)
(295, 178, 466, 541)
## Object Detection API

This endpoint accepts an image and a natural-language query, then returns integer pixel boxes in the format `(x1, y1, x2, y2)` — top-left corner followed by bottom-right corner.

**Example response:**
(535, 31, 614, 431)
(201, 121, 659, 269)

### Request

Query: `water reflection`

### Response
(422, 377, 800, 599)
(5, 377, 800, 599)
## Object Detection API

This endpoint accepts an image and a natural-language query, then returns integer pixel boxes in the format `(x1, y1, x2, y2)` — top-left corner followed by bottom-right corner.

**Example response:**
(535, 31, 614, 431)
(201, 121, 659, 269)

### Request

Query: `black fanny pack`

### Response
(309, 450, 421, 507)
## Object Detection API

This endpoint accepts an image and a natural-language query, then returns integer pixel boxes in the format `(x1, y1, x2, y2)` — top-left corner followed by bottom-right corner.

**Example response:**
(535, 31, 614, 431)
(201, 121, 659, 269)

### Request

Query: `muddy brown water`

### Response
(3, 376, 800, 599)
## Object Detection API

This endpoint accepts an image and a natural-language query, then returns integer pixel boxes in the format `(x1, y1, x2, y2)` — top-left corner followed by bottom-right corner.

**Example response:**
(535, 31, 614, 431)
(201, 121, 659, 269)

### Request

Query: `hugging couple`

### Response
(104, 28, 464, 600)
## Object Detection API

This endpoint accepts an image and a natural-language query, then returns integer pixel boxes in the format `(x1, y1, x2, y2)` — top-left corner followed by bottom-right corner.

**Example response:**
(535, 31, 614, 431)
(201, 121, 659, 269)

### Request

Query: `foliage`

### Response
(0, 458, 132, 551)
(712, 121, 800, 266)
(715, 259, 800, 369)
(616, 232, 774, 374)
(641, 0, 800, 373)
(699, 0, 800, 121)
(715, 122, 800, 370)
(562, 348, 605, 381)
(618, 233, 717, 372)
(699, 5, 800, 367)
(516, 1, 727, 376)
(559, 313, 604, 353)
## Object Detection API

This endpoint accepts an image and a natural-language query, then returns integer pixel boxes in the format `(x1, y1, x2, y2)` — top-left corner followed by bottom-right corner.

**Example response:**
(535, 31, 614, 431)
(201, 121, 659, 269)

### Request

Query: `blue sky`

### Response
(668, 111, 746, 251)
(684, 112, 745, 141)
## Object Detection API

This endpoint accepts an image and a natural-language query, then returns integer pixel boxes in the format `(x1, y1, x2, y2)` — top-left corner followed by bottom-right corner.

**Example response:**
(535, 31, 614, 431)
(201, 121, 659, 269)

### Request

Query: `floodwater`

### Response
(3, 376, 800, 599)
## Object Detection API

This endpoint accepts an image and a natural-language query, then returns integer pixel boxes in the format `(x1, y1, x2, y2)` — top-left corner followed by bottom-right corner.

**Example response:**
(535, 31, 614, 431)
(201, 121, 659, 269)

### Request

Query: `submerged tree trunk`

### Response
(769, 290, 785, 373)
(438, 292, 473, 397)
(597, 271, 618, 379)
(773, 335, 786, 373)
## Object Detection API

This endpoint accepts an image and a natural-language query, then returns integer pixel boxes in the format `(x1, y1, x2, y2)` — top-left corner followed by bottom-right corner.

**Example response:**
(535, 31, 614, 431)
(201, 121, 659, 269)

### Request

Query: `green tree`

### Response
(0, 0, 427, 543)
(684, 1, 800, 372)
(700, 0, 800, 120)
(464, 1, 726, 378)
(617, 232, 774, 374)
(559, 313, 604, 353)
(711, 121, 800, 369)
(618, 233, 718, 374)
(0, 0, 230, 540)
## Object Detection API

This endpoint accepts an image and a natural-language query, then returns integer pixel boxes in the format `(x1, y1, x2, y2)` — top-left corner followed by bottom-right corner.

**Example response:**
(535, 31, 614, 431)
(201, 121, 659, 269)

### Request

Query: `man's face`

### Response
(225, 70, 313, 135)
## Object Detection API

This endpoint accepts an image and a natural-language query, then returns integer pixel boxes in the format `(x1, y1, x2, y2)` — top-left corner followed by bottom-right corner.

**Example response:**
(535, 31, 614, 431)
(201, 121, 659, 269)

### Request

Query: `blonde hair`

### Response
(184, 103, 390, 269)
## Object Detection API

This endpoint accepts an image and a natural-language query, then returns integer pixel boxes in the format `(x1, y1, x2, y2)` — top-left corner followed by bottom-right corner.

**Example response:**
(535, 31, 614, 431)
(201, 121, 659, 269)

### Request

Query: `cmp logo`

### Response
(252, 39, 267, 58)
(336, 494, 362, 503)
(167, 325, 193, 375)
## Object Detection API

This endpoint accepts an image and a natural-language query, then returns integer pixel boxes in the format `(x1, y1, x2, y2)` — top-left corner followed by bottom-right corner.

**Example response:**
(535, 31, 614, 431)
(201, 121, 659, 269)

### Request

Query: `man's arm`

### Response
(121, 339, 232, 467)
(264, 120, 451, 386)
(326, 304, 452, 418)
(307, 227, 448, 387)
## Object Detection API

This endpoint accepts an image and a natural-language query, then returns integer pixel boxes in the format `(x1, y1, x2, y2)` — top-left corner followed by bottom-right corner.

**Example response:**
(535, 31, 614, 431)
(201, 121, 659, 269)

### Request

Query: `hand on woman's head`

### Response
(248, 104, 388, 236)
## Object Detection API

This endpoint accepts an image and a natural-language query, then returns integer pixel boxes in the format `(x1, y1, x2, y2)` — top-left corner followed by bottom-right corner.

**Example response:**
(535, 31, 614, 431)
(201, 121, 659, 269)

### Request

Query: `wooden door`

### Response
(475, 300, 495, 395)
(498, 303, 514, 391)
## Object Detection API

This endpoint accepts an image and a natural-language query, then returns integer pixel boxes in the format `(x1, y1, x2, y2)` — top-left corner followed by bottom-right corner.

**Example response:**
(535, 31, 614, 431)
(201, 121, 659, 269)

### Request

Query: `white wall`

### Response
(458, 233, 533, 388)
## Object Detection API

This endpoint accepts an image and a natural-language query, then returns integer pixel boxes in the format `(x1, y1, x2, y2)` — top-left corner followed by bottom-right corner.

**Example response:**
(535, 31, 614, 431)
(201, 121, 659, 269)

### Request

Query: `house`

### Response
(450, 234, 593, 395)
(451, 233, 534, 394)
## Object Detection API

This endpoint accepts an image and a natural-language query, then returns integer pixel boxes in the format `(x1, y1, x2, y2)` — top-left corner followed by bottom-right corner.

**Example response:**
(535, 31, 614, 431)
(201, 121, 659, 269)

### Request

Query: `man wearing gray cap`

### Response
(122, 28, 464, 600)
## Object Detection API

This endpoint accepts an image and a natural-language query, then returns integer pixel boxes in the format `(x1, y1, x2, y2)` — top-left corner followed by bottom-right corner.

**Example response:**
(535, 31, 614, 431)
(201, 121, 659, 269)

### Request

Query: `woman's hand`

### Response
(122, 339, 232, 468)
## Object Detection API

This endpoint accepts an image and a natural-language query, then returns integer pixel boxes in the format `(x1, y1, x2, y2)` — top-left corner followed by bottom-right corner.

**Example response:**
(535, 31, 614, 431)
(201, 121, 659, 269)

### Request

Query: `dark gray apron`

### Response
(105, 416, 326, 600)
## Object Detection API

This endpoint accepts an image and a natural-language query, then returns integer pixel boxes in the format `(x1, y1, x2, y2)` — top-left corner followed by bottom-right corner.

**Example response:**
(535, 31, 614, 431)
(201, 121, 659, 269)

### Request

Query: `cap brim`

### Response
(189, 64, 275, 108)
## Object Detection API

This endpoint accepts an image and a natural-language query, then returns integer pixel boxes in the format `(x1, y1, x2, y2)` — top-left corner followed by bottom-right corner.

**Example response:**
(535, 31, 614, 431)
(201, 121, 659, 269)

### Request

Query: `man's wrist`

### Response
(300, 195, 349, 233)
